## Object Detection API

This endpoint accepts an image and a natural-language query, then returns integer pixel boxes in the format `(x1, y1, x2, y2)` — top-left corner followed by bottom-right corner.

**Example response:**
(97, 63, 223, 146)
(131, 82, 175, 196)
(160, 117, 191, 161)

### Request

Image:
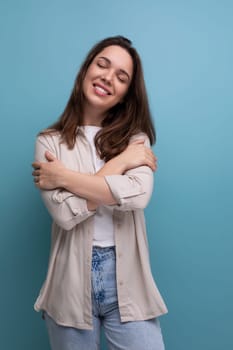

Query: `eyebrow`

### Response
(98, 56, 131, 81)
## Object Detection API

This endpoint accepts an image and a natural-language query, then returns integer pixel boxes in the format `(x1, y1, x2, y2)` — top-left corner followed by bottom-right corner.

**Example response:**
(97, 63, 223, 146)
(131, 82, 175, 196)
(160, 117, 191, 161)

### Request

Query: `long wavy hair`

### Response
(41, 35, 156, 161)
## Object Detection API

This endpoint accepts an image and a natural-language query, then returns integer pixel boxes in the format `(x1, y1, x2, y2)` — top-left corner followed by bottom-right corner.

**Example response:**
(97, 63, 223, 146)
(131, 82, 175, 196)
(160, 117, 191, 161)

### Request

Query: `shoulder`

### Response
(34, 131, 64, 158)
(36, 130, 62, 146)
(129, 132, 151, 147)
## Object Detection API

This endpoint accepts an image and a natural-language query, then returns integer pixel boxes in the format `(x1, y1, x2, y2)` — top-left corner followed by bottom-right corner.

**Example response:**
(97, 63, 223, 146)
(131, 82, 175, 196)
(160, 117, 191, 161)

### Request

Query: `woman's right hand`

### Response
(116, 139, 157, 173)
(96, 139, 157, 180)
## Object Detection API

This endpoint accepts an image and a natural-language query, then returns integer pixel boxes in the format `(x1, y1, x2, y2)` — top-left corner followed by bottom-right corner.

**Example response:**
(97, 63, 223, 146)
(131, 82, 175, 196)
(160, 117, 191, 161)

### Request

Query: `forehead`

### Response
(95, 45, 133, 74)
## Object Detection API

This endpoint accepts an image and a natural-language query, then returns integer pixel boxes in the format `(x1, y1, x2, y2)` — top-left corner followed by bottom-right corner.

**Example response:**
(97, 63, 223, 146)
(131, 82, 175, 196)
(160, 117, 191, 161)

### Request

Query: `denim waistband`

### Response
(93, 246, 115, 251)
(92, 246, 115, 261)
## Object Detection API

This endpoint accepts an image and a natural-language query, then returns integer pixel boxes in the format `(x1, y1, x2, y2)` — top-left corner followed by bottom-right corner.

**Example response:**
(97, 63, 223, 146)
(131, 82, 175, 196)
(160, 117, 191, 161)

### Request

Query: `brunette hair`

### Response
(41, 35, 156, 161)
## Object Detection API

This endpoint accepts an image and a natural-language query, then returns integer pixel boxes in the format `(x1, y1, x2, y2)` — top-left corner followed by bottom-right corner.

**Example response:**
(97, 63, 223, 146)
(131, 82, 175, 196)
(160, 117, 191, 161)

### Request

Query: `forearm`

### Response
(61, 156, 127, 206)
(40, 189, 96, 230)
(97, 156, 126, 176)
(33, 134, 156, 210)
(61, 169, 117, 205)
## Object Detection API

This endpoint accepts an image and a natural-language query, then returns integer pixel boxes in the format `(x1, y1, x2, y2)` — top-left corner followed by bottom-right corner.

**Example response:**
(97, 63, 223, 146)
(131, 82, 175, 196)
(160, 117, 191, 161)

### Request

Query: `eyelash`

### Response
(97, 62, 107, 68)
(117, 76, 127, 83)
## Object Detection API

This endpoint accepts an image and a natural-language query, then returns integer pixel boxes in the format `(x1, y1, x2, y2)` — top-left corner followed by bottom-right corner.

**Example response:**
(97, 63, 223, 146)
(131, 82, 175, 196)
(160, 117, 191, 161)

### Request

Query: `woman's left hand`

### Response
(32, 151, 66, 190)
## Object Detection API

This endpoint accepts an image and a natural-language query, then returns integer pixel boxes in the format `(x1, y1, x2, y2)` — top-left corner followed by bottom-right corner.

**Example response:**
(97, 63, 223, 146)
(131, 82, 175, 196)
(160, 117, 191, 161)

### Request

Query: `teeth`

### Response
(95, 85, 109, 95)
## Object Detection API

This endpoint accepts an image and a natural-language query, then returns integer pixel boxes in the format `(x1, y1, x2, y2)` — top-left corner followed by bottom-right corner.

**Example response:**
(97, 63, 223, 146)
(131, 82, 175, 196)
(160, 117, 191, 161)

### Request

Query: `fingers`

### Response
(32, 167, 40, 187)
(33, 175, 40, 183)
(124, 141, 158, 171)
(146, 158, 156, 171)
(32, 151, 56, 170)
(144, 149, 158, 171)
(45, 151, 56, 162)
(32, 170, 40, 177)
(130, 139, 145, 145)
(32, 161, 41, 170)
(147, 159, 157, 172)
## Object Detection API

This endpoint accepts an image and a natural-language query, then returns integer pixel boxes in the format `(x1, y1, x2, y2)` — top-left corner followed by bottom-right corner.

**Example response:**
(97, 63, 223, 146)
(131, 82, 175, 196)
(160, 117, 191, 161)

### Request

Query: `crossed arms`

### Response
(32, 134, 157, 230)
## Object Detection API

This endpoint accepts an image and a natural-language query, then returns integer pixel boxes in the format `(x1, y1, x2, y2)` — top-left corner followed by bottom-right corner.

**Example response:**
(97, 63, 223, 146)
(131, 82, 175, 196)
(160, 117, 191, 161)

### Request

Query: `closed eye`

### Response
(117, 70, 130, 83)
(96, 58, 109, 69)
(117, 74, 128, 83)
(98, 62, 107, 68)
(96, 56, 131, 83)
(97, 62, 107, 69)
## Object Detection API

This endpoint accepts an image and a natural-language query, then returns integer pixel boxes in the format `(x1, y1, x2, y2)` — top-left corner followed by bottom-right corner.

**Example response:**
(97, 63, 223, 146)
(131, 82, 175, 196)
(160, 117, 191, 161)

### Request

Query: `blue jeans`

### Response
(44, 246, 165, 350)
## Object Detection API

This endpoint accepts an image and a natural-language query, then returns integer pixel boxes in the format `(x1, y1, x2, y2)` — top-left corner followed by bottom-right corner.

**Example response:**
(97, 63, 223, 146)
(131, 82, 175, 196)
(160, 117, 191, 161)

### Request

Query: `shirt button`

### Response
(118, 252, 122, 258)
(73, 208, 81, 215)
(119, 281, 124, 286)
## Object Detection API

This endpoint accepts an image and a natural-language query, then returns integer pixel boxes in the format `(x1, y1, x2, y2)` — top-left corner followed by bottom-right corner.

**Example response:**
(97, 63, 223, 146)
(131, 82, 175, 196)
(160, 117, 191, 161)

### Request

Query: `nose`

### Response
(101, 69, 114, 84)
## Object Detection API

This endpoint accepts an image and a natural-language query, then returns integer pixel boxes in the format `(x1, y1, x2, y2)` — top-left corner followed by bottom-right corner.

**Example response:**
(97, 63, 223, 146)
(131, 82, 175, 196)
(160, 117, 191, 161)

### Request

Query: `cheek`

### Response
(82, 79, 87, 95)
(83, 71, 93, 92)
(85, 65, 96, 79)
(117, 85, 129, 100)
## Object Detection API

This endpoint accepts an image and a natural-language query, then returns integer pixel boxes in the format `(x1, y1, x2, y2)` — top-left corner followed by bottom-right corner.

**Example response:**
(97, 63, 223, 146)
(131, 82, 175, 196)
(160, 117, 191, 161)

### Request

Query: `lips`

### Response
(93, 83, 111, 96)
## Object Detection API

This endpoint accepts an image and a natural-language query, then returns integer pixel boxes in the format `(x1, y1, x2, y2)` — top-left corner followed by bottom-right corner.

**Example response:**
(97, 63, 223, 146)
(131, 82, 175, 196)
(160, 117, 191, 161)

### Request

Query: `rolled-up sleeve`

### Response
(104, 166, 153, 210)
(104, 134, 154, 211)
(34, 135, 95, 231)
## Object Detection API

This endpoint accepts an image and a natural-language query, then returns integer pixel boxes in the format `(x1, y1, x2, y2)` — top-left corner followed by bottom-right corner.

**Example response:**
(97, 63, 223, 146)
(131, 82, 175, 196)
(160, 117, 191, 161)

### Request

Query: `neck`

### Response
(82, 103, 106, 126)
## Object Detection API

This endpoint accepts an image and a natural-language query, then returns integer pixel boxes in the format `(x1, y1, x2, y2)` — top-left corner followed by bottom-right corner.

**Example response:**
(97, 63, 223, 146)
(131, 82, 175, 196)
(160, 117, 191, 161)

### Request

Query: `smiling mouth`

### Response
(93, 84, 111, 96)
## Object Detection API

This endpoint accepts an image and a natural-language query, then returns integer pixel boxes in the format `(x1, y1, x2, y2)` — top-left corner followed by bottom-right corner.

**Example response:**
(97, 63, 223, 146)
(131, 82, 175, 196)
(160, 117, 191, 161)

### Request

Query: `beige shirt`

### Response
(34, 128, 168, 330)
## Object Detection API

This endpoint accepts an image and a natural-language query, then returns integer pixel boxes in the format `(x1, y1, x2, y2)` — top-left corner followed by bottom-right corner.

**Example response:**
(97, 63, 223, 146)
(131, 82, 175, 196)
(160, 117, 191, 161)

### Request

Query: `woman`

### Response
(32, 35, 167, 350)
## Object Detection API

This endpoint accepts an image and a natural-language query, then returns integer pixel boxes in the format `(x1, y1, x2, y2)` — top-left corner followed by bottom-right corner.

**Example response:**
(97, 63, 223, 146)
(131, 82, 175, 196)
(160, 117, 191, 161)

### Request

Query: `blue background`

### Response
(1, 1, 232, 349)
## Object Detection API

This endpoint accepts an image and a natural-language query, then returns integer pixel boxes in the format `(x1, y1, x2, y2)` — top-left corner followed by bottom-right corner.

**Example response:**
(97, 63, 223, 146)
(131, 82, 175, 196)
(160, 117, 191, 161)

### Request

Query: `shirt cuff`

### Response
(52, 189, 95, 216)
(104, 174, 145, 206)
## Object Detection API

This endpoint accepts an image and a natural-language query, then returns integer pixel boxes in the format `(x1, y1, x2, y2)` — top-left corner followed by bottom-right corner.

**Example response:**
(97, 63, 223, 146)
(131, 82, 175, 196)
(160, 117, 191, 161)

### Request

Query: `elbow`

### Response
(41, 191, 92, 231)
(105, 172, 154, 210)
(51, 209, 94, 231)
(52, 215, 77, 231)
(135, 197, 150, 210)
(117, 193, 152, 211)
(131, 197, 151, 210)
(140, 192, 153, 209)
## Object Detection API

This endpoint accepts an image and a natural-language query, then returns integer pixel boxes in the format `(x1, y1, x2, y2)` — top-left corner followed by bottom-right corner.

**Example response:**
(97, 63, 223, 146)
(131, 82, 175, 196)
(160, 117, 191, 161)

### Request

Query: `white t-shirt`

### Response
(82, 126, 115, 247)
